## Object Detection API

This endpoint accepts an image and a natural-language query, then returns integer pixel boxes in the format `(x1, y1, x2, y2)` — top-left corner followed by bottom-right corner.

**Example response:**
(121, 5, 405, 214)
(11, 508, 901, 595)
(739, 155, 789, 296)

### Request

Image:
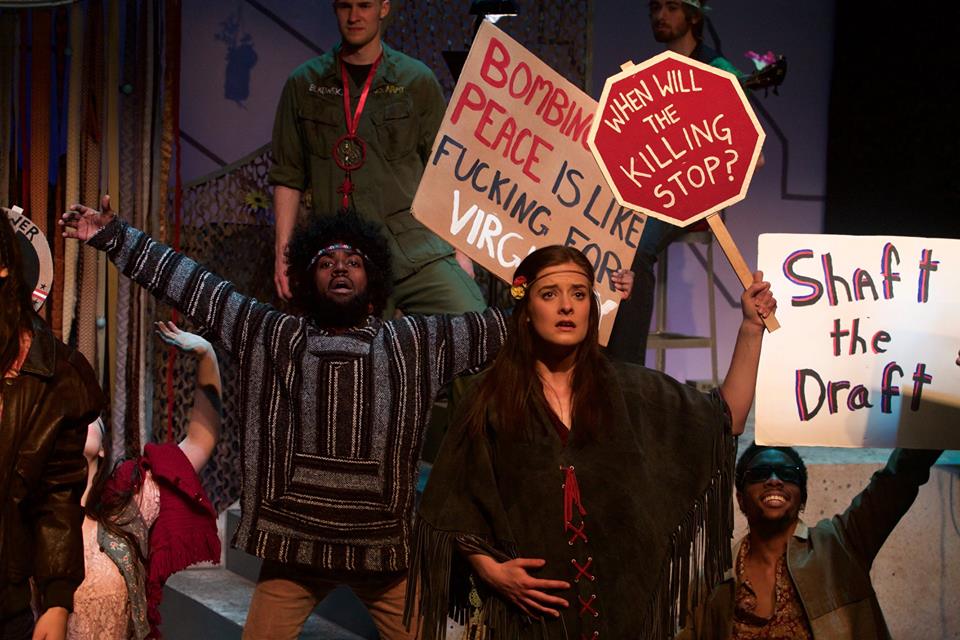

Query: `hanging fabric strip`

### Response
(113, 0, 137, 458)
(156, 0, 176, 243)
(28, 9, 51, 239)
(61, 2, 84, 343)
(136, 0, 157, 450)
(164, 0, 183, 445)
(104, 0, 122, 456)
(0, 14, 17, 207)
(19, 15, 30, 214)
(77, 0, 104, 378)
(50, 6, 69, 339)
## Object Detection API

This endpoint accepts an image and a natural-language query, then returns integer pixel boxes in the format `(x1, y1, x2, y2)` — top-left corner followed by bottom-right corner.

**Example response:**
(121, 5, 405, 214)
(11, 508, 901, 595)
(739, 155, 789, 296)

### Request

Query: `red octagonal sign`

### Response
(588, 51, 764, 227)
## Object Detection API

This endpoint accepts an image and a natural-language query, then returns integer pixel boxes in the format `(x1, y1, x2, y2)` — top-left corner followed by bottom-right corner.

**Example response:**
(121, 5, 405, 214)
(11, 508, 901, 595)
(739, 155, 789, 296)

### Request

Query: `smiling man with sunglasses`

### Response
(691, 443, 944, 639)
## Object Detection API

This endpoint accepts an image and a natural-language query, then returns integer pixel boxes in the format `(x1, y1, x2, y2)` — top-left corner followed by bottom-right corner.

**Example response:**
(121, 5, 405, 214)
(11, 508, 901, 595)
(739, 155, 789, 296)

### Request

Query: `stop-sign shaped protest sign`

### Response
(587, 51, 764, 227)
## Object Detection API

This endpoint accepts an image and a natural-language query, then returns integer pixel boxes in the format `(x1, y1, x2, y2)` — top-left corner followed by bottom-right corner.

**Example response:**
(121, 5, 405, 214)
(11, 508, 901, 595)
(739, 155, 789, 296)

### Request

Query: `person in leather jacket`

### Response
(0, 214, 104, 640)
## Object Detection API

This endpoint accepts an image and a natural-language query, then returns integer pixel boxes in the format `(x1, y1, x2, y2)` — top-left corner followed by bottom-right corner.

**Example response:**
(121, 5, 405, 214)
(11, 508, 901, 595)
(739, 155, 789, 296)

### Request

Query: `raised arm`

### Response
(429, 308, 509, 391)
(61, 196, 294, 359)
(720, 271, 776, 436)
(835, 448, 943, 570)
(155, 321, 222, 473)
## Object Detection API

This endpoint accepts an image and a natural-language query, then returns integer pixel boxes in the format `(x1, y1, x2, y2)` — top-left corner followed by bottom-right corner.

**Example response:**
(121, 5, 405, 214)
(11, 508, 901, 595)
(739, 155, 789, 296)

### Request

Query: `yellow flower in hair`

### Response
(510, 275, 528, 300)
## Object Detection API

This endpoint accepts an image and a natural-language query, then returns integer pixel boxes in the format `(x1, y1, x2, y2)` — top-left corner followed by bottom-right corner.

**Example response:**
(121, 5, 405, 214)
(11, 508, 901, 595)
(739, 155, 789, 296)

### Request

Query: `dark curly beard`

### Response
(305, 290, 372, 330)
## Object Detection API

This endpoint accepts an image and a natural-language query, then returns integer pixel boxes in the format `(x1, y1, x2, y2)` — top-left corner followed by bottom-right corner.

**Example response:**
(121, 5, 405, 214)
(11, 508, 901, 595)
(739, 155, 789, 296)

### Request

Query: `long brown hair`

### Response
(0, 214, 36, 374)
(463, 246, 612, 444)
(83, 421, 148, 573)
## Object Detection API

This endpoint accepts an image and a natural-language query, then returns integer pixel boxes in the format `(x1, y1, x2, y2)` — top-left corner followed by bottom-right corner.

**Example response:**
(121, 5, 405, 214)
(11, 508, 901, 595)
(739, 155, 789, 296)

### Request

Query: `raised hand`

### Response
(60, 195, 116, 242)
(154, 321, 212, 356)
(469, 555, 570, 618)
(611, 268, 634, 300)
(741, 270, 777, 329)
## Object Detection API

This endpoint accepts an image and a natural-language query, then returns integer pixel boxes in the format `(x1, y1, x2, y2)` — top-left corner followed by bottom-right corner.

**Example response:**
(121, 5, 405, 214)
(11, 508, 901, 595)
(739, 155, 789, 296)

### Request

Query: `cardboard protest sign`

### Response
(412, 22, 644, 343)
(5, 205, 53, 310)
(587, 51, 763, 227)
(756, 233, 960, 449)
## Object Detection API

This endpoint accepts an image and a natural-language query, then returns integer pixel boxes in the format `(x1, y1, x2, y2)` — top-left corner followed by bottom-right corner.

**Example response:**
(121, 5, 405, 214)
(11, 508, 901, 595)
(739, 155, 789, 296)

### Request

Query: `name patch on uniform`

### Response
(308, 84, 343, 96)
(308, 84, 406, 97)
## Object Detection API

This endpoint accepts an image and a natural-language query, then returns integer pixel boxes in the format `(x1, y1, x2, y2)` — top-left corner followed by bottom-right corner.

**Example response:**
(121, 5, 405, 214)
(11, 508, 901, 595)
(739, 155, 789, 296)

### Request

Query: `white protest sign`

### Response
(757, 233, 960, 449)
(412, 22, 644, 343)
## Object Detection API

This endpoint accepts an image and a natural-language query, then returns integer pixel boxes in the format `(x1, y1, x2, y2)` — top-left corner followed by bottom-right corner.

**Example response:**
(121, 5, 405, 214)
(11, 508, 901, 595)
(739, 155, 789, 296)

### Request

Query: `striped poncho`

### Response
(89, 219, 508, 572)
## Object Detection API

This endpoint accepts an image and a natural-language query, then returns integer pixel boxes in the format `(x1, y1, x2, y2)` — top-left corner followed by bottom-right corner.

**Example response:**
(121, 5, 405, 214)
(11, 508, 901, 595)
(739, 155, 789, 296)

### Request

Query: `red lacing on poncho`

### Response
(563, 465, 601, 637)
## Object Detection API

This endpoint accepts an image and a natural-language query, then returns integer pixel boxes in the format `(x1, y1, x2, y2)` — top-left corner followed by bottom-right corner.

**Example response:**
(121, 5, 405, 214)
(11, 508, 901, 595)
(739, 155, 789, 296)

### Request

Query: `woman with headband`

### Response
(407, 245, 776, 639)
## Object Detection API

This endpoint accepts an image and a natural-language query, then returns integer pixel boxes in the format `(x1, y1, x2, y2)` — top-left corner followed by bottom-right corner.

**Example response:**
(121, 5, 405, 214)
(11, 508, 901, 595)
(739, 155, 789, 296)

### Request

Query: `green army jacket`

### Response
(269, 42, 453, 280)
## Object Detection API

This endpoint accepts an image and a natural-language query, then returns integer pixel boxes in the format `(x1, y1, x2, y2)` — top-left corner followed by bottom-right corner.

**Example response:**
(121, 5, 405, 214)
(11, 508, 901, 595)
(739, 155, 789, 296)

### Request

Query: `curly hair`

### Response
(735, 442, 808, 504)
(284, 210, 393, 317)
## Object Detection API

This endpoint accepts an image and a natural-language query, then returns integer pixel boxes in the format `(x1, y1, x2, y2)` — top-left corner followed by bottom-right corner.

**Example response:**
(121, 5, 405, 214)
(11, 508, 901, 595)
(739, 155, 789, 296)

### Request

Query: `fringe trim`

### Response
(146, 527, 221, 638)
(405, 519, 534, 640)
(148, 527, 221, 583)
(640, 427, 737, 640)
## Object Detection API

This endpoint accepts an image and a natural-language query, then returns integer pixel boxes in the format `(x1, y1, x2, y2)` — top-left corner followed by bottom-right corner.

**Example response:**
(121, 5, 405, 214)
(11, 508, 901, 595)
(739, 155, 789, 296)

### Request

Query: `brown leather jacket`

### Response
(0, 317, 104, 619)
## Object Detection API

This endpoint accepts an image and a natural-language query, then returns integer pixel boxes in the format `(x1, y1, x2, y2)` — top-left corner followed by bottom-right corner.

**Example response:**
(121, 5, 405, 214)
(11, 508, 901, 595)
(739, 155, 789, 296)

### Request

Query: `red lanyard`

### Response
(336, 53, 382, 208)
(341, 53, 382, 140)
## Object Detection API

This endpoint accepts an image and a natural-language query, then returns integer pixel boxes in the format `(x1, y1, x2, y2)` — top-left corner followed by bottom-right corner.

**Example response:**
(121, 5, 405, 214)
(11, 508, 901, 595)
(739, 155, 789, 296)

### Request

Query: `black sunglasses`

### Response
(741, 464, 803, 485)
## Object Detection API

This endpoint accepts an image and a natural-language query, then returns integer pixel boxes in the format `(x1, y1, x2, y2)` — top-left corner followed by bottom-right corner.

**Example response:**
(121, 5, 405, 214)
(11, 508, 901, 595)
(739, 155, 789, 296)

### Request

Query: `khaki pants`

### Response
(243, 560, 419, 640)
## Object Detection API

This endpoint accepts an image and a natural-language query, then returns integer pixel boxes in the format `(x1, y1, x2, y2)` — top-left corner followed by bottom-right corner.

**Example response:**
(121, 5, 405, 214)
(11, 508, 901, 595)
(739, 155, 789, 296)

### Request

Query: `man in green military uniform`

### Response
(270, 0, 484, 316)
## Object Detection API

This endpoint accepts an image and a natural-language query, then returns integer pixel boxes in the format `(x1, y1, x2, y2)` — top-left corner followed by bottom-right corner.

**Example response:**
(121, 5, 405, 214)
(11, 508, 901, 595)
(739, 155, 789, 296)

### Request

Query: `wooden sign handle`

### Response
(706, 213, 780, 332)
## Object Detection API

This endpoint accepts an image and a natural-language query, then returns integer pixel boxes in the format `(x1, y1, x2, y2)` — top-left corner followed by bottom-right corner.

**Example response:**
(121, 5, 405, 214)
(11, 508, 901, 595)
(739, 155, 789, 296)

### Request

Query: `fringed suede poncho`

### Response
(407, 362, 736, 640)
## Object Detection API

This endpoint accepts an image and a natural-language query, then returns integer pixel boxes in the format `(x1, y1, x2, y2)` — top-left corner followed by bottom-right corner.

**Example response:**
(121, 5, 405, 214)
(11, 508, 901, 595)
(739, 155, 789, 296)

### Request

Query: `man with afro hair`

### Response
(61, 198, 513, 639)
(284, 210, 394, 328)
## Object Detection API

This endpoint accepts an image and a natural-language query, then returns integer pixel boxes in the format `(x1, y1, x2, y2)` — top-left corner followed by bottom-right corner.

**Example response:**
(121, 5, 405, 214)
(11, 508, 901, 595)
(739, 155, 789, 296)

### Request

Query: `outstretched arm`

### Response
(61, 196, 295, 360)
(155, 321, 222, 473)
(720, 271, 776, 436)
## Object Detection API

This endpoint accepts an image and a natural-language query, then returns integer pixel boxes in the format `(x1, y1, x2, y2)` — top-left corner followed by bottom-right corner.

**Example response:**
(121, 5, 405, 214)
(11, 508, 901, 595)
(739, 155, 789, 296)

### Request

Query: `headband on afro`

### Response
(284, 210, 393, 316)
